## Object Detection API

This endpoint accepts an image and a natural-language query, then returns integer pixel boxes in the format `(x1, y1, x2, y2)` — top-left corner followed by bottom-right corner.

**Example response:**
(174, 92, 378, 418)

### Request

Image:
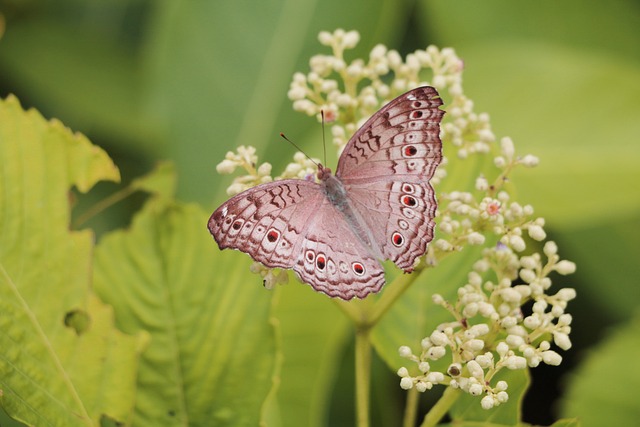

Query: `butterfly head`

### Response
(317, 164, 332, 182)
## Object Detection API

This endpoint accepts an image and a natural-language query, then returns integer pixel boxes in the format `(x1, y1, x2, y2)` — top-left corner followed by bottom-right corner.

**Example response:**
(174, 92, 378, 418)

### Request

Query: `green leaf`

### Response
(130, 160, 177, 199)
(560, 312, 640, 427)
(143, 0, 413, 202)
(0, 95, 145, 426)
(271, 283, 351, 427)
(93, 199, 278, 427)
(549, 419, 581, 427)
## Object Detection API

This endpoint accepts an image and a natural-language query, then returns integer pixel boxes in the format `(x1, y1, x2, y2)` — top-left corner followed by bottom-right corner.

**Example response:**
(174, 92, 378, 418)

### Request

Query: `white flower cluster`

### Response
(275, 152, 320, 181)
(287, 28, 490, 159)
(218, 146, 322, 197)
(398, 239, 576, 409)
(216, 145, 273, 196)
(428, 134, 542, 263)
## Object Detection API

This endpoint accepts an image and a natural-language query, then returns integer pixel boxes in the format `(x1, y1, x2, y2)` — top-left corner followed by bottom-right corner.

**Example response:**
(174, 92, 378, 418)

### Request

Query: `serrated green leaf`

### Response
(0, 95, 145, 426)
(93, 200, 278, 427)
(560, 312, 640, 427)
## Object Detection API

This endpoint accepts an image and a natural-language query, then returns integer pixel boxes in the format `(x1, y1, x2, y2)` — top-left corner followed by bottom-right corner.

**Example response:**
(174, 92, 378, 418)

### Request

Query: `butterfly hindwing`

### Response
(293, 199, 385, 300)
(343, 179, 437, 271)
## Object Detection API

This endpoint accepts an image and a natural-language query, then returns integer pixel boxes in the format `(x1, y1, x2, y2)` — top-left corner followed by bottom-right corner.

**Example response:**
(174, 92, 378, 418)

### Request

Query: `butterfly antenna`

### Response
(321, 110, 327, 166)
(279, 133, 319, 167)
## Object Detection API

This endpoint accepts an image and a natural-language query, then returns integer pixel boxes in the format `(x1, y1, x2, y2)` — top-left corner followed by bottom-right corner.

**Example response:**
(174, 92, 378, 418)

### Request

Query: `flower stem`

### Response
(402, 388, 420, 427)
(355, 325, 372, 427)
(419, 386, 461, 427)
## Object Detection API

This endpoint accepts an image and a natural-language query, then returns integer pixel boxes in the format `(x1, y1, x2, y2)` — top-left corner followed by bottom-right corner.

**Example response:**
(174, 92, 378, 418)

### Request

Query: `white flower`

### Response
(400, 377, 414, 390)
(528, 224, 546, 241)
(555, 260, 577, 275)
(399, 346, 413, 358)
(481, 395, 495, 409)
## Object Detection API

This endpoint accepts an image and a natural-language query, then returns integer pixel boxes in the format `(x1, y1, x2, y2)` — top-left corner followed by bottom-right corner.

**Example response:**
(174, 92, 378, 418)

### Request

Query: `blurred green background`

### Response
(1, 0, 638, 426)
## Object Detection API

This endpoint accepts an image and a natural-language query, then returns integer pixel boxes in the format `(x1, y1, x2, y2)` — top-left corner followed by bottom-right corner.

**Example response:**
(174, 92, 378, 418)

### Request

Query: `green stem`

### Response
(355, 325, 372, 427)
(402, 388, 420, 427)
(419, 386, 461, 427)
(369, 272, 416, 326)
(72, 186, 134, 228)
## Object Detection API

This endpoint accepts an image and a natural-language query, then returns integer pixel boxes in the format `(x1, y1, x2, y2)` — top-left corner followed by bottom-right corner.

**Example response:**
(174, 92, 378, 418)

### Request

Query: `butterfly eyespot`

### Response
(398, 219, 409, 230)
(411, 100, 423, 108)
(410, 110, 424, 119)
(407, 160, 417, 170)
(401, 195, 417, 207)
(316, 255, 326, 271)
(232, 220, 243, 231)
(403, 145, 418, 157)
(266, 229, 280, 243)
(305, 250, 315, 263)
(225, 217, 233, 225)
(352, 262, 365, 276)
(338, 261, 349, 273)
(392, 232, 405, 247)
(402, 183, 415, 194)
(402, 207, 416, 219)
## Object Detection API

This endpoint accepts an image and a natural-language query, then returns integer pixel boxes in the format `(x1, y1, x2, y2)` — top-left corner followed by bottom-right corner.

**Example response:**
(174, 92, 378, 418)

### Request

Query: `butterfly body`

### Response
(209, 86, 444, 300)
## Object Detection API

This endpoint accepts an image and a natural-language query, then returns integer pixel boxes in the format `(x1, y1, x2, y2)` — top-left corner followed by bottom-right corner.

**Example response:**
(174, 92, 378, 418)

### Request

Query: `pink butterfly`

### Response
(209, 86, 444, 300)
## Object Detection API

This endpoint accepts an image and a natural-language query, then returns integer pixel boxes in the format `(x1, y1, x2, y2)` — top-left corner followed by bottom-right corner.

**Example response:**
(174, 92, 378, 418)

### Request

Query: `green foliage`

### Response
(560, 313, 640, 427)
(0, 95, 144, 426)
(1, 1, 639, 426)
(94, 200, 277, 426)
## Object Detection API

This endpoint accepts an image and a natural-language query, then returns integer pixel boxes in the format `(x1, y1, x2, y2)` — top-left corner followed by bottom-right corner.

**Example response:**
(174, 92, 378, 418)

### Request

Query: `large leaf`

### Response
(93, 199, 278, 427)
(272, 283, 351, 427)
(560, 312, 640, 427)
(0, 95, 145, 426)
(143, 0, 413, 202)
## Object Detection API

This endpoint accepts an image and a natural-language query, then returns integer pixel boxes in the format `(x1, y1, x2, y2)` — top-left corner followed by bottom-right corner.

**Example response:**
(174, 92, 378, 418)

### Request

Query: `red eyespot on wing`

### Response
(352, 262, 365, 276)
(305, 250, 315, 263)
(267, 230, 280, 243)
(410, 110, 424, 119)
(404, 145, 418, 157)
(392, 232, 404, 247)
(401, 195, 417, 207)
(316, 254, 326, 271)
(232, 220, 243, 230)
(412, 101, 423, 108)
(402, 183, 415, 194)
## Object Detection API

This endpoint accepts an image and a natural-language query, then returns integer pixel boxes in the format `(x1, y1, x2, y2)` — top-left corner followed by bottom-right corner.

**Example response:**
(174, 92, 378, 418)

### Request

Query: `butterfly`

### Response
(208, 86, 444, 300)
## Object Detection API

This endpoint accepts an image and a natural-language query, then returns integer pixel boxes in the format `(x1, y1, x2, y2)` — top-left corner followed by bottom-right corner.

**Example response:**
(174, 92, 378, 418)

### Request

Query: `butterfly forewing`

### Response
(336, 86, 443, 183)
(209, 180, 324, 269)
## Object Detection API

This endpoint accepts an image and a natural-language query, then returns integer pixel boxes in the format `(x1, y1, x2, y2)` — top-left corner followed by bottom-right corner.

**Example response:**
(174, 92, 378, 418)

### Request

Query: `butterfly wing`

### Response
(208, 180, 324, 269)
(292, 198, 385, 300)
(336, 86, 444, 270)
(209, 180, 384, 299)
